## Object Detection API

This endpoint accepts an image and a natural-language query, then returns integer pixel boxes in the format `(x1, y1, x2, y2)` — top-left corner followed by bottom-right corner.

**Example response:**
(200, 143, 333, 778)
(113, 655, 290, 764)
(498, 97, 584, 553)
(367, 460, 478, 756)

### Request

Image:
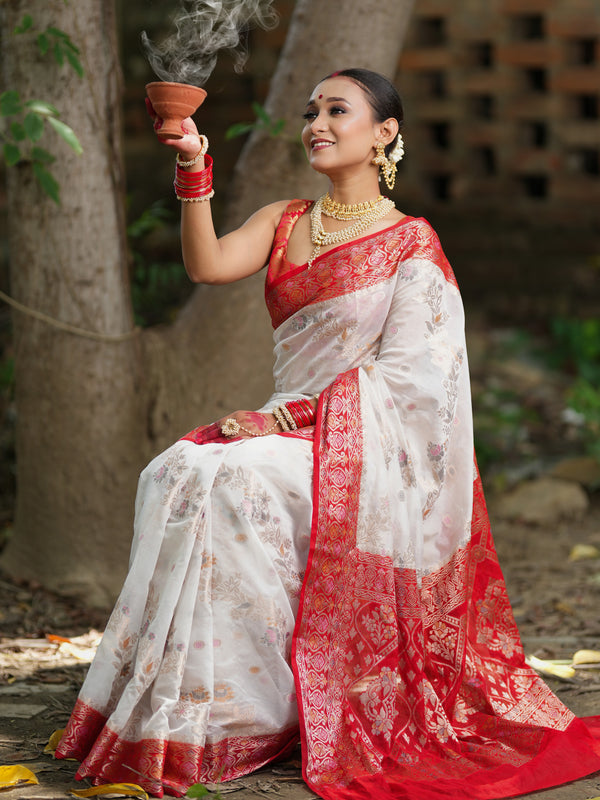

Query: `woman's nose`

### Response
(311, 112, 328, 133)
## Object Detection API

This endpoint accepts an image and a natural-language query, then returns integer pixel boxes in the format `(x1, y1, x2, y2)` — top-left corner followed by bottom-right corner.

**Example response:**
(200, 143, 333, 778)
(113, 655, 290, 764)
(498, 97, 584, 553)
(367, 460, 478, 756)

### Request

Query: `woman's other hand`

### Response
(216, 411, 281, 440)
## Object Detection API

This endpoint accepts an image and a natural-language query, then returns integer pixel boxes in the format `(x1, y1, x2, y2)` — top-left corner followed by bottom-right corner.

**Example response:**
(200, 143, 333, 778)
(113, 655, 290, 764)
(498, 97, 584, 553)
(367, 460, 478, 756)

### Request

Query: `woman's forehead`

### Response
(308, 76, 365, 103)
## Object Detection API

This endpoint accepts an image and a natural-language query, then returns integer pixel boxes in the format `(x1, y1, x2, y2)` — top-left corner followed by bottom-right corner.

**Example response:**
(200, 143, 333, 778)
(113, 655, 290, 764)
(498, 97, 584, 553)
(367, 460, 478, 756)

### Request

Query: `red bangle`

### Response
(285, 399, 316, 428)
(298, 399, 316, 426)
(174, 155, 213, 199)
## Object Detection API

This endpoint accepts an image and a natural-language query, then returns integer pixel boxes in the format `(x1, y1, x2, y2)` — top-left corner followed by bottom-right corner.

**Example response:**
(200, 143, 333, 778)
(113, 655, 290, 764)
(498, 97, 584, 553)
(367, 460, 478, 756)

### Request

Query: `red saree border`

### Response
(291, 368, 364, 788)
(290, 330, 600, 797)
(265, 201, 423, 330)
(56, 699, 299, 798)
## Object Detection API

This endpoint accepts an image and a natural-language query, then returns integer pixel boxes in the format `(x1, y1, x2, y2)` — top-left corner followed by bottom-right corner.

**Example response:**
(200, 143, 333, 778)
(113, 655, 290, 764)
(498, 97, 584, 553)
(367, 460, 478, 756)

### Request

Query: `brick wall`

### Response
(395, 0, 600, 222)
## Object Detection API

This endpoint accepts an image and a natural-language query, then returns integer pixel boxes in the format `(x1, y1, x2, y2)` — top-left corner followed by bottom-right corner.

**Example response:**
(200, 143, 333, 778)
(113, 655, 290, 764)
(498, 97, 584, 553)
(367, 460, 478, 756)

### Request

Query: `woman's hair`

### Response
(322, 68, 404, 157)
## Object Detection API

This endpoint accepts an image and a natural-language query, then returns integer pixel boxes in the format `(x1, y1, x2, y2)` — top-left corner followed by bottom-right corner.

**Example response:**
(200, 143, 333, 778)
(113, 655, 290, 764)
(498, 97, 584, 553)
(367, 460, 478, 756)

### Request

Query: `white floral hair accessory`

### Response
(390, 133, 405, 163)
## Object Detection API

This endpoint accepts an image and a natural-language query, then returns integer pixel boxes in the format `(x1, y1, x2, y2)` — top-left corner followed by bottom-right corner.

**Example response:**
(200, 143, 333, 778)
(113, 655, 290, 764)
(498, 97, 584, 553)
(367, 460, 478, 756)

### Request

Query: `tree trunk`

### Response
(145, 0, 416, 452)
(1, 0, 415, 605)
(1, 0, 146, 606)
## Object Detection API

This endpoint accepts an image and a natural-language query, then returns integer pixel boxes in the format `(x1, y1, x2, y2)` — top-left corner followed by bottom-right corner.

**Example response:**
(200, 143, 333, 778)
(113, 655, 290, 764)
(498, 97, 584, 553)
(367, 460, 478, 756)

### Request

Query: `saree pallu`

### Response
(57, 200, 600, 797)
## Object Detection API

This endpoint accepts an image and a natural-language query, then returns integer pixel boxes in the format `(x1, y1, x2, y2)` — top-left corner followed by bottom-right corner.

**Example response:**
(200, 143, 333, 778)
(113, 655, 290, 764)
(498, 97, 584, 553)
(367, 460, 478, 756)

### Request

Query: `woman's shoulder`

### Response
(249, 199, 311, 228)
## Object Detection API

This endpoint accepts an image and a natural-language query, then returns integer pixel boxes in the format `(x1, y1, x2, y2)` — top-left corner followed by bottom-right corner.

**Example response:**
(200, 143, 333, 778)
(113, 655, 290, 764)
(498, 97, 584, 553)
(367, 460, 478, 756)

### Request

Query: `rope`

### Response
(0, 288, 140, 343)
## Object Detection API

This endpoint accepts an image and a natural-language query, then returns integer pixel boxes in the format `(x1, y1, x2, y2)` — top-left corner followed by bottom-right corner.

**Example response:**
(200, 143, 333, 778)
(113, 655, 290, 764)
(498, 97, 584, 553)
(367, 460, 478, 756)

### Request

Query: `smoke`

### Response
(142, 0, 278, 86)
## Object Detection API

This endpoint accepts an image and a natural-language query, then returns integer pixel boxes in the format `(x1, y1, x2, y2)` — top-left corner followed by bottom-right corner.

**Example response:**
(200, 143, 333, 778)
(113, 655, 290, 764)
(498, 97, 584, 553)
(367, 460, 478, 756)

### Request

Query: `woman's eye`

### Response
(330, 106, 346, 115)
(302, 111, 317, 120)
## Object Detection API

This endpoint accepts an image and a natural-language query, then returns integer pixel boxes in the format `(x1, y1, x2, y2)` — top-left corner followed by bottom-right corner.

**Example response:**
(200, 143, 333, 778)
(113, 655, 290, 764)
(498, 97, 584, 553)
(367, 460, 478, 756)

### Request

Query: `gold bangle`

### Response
(272, 406, 290, 432)
(281, 404, 297, 431)
(176, 134, 209, 167)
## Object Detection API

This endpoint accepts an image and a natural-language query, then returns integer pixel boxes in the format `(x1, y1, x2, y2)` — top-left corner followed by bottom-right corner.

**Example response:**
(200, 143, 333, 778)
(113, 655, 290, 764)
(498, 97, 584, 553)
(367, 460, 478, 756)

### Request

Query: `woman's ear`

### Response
(377, 117, 400, 146)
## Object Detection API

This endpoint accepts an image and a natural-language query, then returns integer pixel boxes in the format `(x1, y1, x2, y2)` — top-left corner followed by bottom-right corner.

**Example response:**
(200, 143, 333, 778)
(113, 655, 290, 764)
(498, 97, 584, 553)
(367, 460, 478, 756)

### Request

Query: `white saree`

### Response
(57, 201, 600, 799)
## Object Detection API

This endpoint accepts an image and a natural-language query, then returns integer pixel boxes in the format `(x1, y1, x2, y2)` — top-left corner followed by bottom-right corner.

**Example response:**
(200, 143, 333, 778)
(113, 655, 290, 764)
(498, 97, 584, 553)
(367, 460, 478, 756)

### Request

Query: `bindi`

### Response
(318, 94, 323, 99)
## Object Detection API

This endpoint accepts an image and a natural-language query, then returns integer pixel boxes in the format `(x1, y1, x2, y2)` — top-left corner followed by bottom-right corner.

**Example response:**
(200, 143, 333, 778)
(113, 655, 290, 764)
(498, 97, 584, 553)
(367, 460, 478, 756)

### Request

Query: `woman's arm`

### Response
(149, 104, 288, 285)
(181, 199, 289, 284)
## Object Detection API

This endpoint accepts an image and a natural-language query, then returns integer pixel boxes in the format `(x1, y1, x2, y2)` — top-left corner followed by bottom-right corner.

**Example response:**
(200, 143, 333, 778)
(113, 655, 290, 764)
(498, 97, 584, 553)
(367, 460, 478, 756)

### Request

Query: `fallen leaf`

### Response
(0, 765, 39, 789)
(526, 654, 576, 681)
(573, 649, 600, 665)
(46, 633, 72, 644)
(69, 784, 148, 799)
(553, 600, 574, 615)
(568, 543, 600, 561)
(45, 728, 65, 754)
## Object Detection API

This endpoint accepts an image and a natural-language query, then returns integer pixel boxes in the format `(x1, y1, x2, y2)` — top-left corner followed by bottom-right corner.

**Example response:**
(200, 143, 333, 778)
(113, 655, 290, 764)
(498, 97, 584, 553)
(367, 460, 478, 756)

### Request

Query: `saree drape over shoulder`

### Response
(57, 200, 600, 798)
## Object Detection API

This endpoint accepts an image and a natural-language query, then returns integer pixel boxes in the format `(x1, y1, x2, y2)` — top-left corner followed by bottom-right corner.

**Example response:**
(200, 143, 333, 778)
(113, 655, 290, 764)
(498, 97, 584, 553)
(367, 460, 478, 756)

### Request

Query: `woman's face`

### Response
(301, 76, 383, 176)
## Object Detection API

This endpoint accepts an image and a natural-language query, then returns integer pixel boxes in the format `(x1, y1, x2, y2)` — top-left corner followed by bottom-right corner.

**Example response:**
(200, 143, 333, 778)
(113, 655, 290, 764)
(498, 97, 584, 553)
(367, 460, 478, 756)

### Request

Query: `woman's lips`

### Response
(311, 139, 334, 150)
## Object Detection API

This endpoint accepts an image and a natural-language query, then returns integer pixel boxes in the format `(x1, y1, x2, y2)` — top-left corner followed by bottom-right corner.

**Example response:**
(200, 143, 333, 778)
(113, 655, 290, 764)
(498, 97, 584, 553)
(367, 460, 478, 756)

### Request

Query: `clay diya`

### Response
(145, 81, 207, 139)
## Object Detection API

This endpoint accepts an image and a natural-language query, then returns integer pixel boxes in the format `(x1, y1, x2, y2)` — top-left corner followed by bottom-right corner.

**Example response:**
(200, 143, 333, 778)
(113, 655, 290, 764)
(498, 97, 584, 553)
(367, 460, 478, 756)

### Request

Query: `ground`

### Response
(1, 323, 600, 799)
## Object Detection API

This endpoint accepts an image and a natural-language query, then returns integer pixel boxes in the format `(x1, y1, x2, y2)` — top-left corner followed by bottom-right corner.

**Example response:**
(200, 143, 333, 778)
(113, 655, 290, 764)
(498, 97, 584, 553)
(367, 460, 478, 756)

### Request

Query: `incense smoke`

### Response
(142, 0, 278, 85)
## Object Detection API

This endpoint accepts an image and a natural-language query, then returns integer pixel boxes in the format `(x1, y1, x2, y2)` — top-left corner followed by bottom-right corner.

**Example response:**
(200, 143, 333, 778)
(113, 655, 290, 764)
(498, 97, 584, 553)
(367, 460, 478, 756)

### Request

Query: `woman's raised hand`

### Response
(145, 97, 202, 161)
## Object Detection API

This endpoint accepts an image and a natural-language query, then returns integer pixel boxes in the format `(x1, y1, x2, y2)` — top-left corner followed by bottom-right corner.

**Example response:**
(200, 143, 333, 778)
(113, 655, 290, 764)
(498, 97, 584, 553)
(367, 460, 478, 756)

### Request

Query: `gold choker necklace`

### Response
(321, 193, 386, 220)
(309, 193, 395, 267)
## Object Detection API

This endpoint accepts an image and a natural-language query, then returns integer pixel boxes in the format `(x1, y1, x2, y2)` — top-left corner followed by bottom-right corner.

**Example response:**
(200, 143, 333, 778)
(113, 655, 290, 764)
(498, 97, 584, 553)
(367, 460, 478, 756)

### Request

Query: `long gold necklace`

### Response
(309, 193, 395, 267)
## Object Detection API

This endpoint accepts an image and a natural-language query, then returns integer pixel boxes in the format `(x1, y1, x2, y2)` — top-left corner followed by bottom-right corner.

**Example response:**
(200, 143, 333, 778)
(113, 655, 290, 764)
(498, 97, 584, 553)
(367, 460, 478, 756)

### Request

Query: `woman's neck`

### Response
(326, 173, 384, 206)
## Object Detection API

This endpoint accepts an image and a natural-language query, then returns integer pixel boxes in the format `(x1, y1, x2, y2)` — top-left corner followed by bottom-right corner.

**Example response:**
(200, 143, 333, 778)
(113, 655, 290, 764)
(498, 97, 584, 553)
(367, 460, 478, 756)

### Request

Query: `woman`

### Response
(57, 69, 600, 799)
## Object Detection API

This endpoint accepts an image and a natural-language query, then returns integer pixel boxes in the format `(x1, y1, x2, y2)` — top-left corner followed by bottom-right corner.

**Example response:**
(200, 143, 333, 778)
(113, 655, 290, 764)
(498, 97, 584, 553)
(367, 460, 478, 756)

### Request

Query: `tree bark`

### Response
(1, 0, 146, 606)
(1, 0, 415, 605)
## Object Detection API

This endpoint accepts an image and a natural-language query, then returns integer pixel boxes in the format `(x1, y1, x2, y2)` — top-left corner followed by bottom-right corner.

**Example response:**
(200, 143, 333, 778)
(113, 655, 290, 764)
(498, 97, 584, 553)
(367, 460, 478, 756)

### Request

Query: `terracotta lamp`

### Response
(145, 81, 207, 140)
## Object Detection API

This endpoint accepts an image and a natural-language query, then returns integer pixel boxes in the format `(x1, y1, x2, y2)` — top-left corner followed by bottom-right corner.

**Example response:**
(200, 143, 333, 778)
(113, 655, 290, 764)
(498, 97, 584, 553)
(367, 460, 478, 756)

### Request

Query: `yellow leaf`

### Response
(69, 783, 149, 799)
(568, 543, 600, 561)
(45, 728, 65, 754)
(0, 765, 39, 788)
(526, 654, 576, 681)
(573, 649, 600, 665)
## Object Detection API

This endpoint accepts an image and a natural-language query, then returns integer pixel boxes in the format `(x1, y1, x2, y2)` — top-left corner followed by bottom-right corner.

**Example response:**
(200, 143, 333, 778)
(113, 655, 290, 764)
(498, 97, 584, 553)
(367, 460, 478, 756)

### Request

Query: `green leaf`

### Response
(65, 48, 84, 77)
(0, 90, 23, 117)
(24, 112, 45, 142)
(37, 32, 50, 55)
(10, 122, 27, 141)
(3, 142, 22, 167)
(271, 118, 285, 136)
(53, 40, 64, 66)
(25, 99, 60, 116)
(32, 146, 56, 164)
(33, 162, 60, 204)
(185, 784, 210, 798)
(46, 26, 69, 40)
(225, 121, 255, 140)
(251, 101, 271, 124)
(14, 14, 33, 34)
(64, 38, 81, 54)
(48, 116, 83, 154)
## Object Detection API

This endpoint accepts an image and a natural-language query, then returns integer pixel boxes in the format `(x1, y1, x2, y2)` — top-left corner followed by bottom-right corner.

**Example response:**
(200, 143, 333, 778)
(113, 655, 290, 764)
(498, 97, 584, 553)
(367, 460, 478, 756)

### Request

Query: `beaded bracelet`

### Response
(281, 405, 298, 431)
(272, 406, 290, 432)
(176, 135, 209, 167)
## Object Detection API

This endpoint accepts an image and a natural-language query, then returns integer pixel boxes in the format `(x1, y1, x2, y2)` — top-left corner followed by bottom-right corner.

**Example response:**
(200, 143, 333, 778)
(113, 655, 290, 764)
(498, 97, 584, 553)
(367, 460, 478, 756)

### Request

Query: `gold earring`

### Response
(371, 141, 397, 191)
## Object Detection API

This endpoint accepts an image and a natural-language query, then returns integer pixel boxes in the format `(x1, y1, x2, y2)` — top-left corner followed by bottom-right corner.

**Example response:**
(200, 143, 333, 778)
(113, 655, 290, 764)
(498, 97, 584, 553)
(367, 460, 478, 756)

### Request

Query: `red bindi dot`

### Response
(318, 94, 323, 99)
